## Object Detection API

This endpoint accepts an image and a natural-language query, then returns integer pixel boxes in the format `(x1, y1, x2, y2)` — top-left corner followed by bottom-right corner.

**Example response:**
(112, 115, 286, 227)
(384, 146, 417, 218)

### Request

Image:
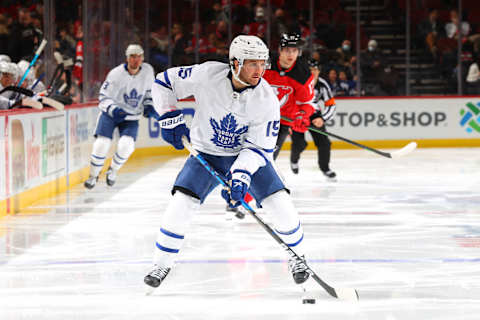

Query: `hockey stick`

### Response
(0, 86, 34, 97)
(9, 97, 43, 110)
(281, 116, 417, 159)
(18, 39, 47, 87)
(39, 96, 64, 111)
(181, 136, 359, 301)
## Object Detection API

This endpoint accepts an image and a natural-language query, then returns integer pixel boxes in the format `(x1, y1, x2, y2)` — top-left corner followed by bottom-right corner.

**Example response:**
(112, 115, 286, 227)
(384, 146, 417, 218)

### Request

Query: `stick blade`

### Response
(390, 142, 417, 158)
(334, 287, 360, 301)
(41, 97, 65, 111)
(22, 98, 43, 110)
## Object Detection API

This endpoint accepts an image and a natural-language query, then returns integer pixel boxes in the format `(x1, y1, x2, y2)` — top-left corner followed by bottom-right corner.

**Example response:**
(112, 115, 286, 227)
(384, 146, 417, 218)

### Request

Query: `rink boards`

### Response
(1, 96, 479, 216)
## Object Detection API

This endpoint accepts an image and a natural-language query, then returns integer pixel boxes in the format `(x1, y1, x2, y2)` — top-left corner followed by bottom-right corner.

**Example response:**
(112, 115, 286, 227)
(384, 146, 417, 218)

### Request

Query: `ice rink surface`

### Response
(1, 147, 480, 320)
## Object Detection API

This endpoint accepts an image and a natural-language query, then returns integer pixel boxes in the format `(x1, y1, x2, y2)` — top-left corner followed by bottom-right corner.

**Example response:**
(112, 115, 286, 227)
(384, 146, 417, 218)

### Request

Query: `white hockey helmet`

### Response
(0, 61, 9, 73)
(17, 60, 34, 83)
(125, 44, 144, 56)
(0, 54, 11, 63)
(229, 35, 269, 86)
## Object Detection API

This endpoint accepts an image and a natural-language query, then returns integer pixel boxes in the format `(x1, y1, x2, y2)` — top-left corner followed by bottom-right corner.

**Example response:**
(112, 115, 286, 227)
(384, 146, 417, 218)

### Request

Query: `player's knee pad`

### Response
(262, 190, 300, 231)
(92, 136, 111, 158)
(161, 191, 200, 235)
(116, 135, 135, 159)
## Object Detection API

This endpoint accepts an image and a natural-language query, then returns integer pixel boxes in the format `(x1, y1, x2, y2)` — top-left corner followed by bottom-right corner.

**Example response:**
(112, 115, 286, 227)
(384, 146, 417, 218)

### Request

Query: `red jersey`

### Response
(263, 55, 314, 130)
(73, 40, 83, 85)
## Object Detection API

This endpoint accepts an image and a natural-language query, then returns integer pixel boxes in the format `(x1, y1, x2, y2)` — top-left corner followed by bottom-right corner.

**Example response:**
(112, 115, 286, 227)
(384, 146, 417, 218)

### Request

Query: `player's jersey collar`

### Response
(227, 71, 261, 93)
(277, 59, 296, 74)
(124, 63, 142, 74)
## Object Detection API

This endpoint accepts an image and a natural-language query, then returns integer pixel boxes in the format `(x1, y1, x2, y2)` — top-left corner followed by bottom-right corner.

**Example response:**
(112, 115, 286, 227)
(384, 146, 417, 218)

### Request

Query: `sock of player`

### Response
(111, 136, 135, 171)
(90, 136, 111, 177)
(153, 192, 200, 268)
(261, 190, 306, 254)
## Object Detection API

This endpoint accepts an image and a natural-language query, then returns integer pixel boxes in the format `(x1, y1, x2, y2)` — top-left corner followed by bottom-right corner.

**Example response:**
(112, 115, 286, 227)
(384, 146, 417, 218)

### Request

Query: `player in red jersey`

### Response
(263, 33, 315, 174)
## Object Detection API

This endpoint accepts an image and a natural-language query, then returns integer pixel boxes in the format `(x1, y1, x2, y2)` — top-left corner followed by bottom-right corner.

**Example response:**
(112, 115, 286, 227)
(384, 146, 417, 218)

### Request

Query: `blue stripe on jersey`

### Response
(287, 234, 304, 247)
(245, 138, 275, 153)
(246, 147, 269, 163)
(155, 78, 172, 90)
(275, 221, 301, 235)
(163, 71, 171, 87)
(156, 242, 179, 253)
(161, 228, 184, 239)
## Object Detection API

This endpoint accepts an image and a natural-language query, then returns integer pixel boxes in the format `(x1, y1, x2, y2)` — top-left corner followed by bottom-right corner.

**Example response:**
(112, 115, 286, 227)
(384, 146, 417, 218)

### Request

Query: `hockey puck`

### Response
(302, 298, 316, 304)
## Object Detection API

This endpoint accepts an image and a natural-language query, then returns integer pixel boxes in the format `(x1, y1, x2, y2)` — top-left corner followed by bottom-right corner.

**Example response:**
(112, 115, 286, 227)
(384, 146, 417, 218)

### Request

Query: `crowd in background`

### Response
(1, 0, 480, 107)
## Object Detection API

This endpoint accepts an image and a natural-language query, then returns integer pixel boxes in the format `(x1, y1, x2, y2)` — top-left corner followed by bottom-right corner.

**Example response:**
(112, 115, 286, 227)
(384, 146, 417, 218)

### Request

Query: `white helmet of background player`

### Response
(17, 60, 35, 85)
(125, 44, 144, 57)
(0, 54, 11, 63)
(229, 35, 269, 86)
(0, 61, 17, 87)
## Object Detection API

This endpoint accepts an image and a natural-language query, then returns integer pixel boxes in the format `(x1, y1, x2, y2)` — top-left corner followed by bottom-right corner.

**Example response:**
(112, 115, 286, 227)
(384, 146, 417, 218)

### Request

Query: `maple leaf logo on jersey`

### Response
(123, 88, 143, 108)
(271, 85, 293, 108)
(210, 113, 248, 149)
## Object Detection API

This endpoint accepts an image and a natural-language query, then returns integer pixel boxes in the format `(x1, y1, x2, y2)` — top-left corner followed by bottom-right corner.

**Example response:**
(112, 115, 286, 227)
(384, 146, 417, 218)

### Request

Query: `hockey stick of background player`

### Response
(17, 39, 47, 87)
(1, 86, 42, 110)
(0, 86, 34, 96)
(281, 116, 417, 159)
(180, 136, 359, 301)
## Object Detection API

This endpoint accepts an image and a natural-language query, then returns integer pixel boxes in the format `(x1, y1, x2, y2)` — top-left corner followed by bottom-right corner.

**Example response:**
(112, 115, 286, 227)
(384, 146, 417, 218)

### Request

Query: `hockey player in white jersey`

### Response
(144, 35, 311, 290)
(84, 44, 157, 189)
(0, 61, 38, 110)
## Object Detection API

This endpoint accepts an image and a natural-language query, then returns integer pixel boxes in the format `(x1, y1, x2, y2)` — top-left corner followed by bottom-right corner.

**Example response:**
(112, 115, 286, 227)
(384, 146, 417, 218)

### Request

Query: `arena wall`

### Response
(1, 97, 479, 216)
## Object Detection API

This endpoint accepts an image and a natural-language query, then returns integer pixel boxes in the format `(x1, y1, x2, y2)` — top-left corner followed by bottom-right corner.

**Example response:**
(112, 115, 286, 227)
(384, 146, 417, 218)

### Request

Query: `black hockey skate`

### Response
(225, 205, 246, 219)
(106, 167, 117, 186)
(322, 170, 336, 180)
(144, 266, 171, 288)
(84, 175, 99, 189)
(290, 162, 299, 174)
(288, 255, 310, 284)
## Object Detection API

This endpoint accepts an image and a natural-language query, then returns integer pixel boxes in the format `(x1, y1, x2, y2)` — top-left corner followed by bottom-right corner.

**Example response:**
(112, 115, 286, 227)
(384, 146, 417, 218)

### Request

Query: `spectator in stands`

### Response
(361, 39, 386, 82)
(326, 68, 341, 96)
(242, 6, 267, 41)
(215, 20, 228, 43)
(8, 7, 42, 62)
(271, 8, 288, 48)
(338, 70, 356, 96)
(417, 8, 444, 60)
(335, 39, 354, 68)
(171, 23, 188, 66)
(378, 65, 401, 96)
(207, 2, 229, 24)
(56, 27, 76, 60)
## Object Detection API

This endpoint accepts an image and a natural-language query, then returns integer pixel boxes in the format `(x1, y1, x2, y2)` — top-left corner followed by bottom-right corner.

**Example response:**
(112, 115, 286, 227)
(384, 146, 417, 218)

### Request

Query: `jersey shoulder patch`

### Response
(289, 58, 311, 85)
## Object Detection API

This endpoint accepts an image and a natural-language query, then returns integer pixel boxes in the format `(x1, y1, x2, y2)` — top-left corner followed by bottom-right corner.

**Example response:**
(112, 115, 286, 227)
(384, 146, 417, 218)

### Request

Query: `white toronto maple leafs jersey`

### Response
(152, 61, 281, 175)
(98, 62, 154, 121)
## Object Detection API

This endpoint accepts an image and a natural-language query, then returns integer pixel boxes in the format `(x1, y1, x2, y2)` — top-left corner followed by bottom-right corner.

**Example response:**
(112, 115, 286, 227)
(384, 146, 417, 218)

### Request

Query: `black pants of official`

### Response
(273, 124, 331, 172)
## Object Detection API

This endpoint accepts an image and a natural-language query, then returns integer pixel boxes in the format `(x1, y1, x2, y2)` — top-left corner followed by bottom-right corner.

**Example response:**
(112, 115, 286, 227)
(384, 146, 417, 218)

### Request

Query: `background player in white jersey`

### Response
(84, 44, 157, 189)
(0, 61, 38, 110)
(144, 35, 311, 290)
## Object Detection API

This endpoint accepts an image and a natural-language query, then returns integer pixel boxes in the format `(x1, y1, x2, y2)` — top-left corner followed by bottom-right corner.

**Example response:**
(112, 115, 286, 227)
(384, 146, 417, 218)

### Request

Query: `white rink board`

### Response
(328, 97, 480, 140)
(67, 107, 100, 173)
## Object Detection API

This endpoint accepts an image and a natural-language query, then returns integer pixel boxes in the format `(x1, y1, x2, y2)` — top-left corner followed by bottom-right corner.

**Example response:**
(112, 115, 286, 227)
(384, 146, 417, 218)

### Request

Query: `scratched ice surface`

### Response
(1, 148, 479, 320)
